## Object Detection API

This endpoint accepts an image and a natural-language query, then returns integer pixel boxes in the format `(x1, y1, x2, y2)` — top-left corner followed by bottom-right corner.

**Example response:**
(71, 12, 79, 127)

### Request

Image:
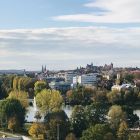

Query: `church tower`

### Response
(42, 65, 44, 73)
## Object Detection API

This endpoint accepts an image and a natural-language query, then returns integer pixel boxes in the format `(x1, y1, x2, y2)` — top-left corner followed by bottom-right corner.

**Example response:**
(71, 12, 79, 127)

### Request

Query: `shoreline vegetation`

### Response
(0, 69, 140, 140)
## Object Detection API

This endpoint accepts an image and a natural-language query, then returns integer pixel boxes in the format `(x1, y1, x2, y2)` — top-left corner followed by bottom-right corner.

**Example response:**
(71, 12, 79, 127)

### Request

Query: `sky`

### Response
(0, 0, 140, 70)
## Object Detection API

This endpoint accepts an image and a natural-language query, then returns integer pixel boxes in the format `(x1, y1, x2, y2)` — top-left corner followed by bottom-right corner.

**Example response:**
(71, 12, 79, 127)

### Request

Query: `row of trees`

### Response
(0, 75, 36, 99)
(66, 85, 140, 106)
(0, 75, 37, 133)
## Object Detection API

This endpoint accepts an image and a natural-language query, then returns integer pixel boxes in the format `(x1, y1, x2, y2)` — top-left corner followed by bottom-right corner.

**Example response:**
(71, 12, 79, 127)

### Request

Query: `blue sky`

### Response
(0, 0, 140, 70)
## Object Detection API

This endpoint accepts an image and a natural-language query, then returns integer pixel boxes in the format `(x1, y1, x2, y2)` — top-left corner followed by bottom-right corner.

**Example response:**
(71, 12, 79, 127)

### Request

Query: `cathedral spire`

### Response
(42, 65, 44, 73)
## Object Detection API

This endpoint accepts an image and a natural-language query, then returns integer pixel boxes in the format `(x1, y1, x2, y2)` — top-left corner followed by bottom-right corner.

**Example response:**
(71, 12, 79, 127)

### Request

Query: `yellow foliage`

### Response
(8, 90, 29, 108)
(8, 116, 20, 132)
(28, 123, 45, 138)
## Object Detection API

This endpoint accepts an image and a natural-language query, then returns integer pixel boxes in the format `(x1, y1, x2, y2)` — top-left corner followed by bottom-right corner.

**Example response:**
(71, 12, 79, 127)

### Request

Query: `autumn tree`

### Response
(28, 123, 45, 138)
(128, 133, 140, 140)
(117, 121, 128, 140)
(8, 115, 20, 132)
(107, 90, 123, 105)
(34, 81, 47, 95)
(36, 89, 63, 114)
(65, 133, 77, 140)
(108, 105, 126, 132)
(8, 90, 29, 108)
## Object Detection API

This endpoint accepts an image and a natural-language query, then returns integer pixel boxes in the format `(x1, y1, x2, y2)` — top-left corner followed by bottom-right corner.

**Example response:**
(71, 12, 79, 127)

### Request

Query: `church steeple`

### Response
(44, 65, 46, 72)
(42, 65, 44, 73)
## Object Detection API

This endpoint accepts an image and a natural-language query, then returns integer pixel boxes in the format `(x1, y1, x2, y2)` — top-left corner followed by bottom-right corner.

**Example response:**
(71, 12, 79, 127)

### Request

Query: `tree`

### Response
(66, 86, 93, 105)
(8, 90, 29, 108)
(36, 89, 63, 114)
(0, 75, 15, 99)
(107, 90, 123, 105)
(0, 99, 25, 130)
(28, 123, 45, 138)
(44, 110, 68, 122)
(117, 121, 128, 140)
(34, 81, 47, 95)
(13, 76, 20, 90)
(65, 133, 77, 140)
(92, 89, 108, 103)
(128, 133, 140, 140)
(108, 105, 126, 132)
(70, 105, 87, 137)
(80, 124, 114, 140)
(123, 73, 134, 83)
(12, 76, 36, 98)
(123, 89, 139, 105)
(45, 119, 70, 140)
(122, 106, 139, 128)
(8, 115, 20, 132)
(84, 103, 107, 127)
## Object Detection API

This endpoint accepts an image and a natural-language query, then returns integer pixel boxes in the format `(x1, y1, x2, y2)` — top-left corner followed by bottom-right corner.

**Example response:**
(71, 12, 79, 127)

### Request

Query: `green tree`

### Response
(122, 106, 139, 128)
(0, 75, 15, 99)
(44, 110, 68, 122)
(84, 103, 107, 126)
(0, 99, 25, 131)
(80, 124, 114, 140)
(66, 86, 93, 105)
(45, 119, 70, 140)
(71, 105, 87, 137)
(123, 73, 134, 83)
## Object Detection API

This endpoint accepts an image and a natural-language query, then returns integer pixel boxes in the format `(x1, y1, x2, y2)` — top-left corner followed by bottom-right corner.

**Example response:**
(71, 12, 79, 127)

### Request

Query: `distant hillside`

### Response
(0, 70, 25, 74)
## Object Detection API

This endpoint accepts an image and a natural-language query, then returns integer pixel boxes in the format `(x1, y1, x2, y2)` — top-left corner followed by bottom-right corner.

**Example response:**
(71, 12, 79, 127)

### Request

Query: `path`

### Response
(0, 131, 31, 140)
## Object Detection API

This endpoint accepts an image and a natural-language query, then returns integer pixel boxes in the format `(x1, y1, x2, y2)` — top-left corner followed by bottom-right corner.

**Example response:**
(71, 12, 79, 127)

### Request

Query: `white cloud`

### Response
(53, 0, 140, 23)
(0, 26, 140, 70)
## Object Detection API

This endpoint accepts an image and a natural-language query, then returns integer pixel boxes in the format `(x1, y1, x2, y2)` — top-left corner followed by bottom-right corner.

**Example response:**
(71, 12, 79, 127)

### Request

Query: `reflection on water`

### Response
(134, 110, 140, 119)
(26, 104, 73, 122)
(62, 105, 73, 118)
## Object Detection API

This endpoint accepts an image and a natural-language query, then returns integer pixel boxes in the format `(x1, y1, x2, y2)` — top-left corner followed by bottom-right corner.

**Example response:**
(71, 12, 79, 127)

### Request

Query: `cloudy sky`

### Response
(0, 0, 140, 70)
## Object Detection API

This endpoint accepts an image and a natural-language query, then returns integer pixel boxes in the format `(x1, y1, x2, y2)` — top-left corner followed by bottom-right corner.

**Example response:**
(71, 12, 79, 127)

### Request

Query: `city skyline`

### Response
(0, 0, 140, 70)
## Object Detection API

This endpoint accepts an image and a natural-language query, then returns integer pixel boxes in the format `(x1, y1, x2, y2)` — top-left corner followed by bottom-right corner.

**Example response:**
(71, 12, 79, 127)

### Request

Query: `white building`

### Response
(73, 73, 99, 87)
(111, 84, 133, 91)
(65, 72, 77, 84)
(56, 71, 77, 84)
